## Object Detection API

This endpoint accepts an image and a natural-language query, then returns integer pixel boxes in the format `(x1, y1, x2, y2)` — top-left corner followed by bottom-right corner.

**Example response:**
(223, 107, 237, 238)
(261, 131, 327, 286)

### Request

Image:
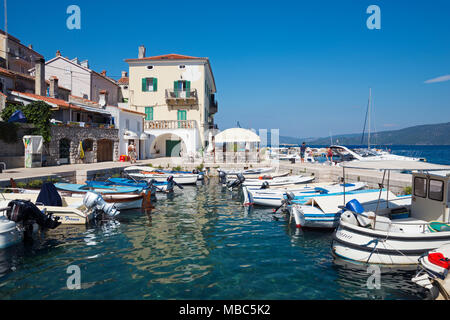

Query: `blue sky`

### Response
(4, 0, 450, 138)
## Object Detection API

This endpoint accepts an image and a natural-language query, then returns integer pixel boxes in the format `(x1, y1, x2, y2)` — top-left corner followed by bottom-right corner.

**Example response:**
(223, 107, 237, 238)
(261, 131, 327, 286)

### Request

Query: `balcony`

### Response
(145, 120, 197, 130)
(210, 99, 218, 114)
(165, 89, 198, 107)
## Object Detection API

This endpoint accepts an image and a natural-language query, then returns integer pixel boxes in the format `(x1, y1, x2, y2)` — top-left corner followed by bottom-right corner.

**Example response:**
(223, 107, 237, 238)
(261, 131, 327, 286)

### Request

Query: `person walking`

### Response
(300, 142, 307, 163)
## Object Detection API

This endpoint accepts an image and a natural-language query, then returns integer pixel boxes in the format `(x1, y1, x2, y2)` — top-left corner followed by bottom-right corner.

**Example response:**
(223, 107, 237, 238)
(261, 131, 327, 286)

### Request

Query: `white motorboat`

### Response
(242, 175, 315, 187)
(412, 244, 450, 300)
(124, 166, 199, 185)
(242, 182, 367, 207)
(290, 190, 411, 229)
(218, 167, 274, 178)
(332, 160, 450, 266)
(330, 145, 426, 163)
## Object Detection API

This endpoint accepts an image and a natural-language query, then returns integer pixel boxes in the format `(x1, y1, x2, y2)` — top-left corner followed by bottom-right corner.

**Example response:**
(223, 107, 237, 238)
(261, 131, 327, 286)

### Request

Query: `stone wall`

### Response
(48, 125, 119, 166)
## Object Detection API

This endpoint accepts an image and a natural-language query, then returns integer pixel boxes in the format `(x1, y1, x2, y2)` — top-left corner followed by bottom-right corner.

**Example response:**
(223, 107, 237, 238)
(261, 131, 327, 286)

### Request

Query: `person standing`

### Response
(128, 141, 137, 164)
(327, 147, 333, 164)
(300, 142, 307, 163)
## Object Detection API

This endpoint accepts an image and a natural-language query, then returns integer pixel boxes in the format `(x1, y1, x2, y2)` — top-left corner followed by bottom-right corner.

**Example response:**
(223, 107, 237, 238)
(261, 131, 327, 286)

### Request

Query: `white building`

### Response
(29, 51, 120, 106)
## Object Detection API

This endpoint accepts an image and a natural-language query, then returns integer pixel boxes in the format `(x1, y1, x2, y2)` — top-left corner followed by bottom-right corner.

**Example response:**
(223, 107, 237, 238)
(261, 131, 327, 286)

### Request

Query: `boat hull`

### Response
(291, 205, 340, 229)
(332, 220, 450, 265)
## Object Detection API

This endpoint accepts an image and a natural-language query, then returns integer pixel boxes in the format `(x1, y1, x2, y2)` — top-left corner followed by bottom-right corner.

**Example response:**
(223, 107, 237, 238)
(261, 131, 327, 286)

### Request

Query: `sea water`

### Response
(0, 180, 429, 300)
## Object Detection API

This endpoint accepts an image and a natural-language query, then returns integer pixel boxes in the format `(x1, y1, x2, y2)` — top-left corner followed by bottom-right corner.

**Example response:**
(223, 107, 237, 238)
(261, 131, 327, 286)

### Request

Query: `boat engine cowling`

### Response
(83, 192, 119, 217)
(226, 173, 245, 190)
(218, 171, 227, 185)
(6, 200, 61, 230)
(260, 181, 270, 189)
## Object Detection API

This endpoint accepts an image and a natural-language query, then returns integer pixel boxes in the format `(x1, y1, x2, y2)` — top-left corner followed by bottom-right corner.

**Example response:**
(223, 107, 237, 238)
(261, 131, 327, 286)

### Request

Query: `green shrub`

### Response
(196, 163, 204, 171)
(172, 166, 182, 172)
(403, 186, 412, 195)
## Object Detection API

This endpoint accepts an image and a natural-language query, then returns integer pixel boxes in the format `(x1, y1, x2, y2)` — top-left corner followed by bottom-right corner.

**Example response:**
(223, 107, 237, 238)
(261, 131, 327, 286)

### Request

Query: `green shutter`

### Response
(142, 78, 147, 92)
(153, 78, 158, 92)
(174, 81, 178, 98)
(145, 107, 153, 121)
(186, 81, 191, 98)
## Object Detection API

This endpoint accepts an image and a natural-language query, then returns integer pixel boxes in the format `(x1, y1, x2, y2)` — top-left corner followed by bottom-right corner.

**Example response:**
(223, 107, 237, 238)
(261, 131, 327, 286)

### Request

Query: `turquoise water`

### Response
(0, 180, 428, 300)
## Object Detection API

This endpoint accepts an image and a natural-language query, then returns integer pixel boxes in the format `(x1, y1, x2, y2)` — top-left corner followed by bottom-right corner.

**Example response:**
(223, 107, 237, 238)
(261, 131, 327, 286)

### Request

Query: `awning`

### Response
(341, 160, 450, 172)
(214, 128, 261, 143)
(71, 103, 112, 116)
(124, 130, 138, 140)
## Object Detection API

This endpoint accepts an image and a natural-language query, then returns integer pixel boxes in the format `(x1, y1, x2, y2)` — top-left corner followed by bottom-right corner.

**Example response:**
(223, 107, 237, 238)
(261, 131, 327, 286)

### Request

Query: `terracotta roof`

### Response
(69, 95, 101, 108)
(118, 77, 129, 85)
(125, 53, 206, 62)
(11, 91, 70, 108)
(118, 107, 145, 117)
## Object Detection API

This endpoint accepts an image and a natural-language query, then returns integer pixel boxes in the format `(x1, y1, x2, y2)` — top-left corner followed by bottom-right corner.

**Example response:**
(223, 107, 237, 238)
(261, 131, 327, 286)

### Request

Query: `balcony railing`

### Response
(165, 89, 198, 106)
(210, 99, 218, 114)
(145, 120, 197, 130)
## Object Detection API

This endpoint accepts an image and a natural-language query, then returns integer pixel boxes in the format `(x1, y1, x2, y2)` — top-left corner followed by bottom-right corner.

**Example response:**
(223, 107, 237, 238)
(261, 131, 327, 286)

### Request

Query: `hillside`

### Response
(303, 122, 450, 146)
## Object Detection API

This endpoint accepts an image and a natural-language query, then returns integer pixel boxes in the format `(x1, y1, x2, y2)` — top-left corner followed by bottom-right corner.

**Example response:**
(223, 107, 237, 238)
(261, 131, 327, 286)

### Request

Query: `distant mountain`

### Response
(304, 122, 450, 146)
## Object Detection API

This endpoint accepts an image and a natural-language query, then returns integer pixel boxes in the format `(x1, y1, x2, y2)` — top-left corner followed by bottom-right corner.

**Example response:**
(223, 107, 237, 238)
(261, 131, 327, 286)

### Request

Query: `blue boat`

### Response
(55, 183, 142, 195)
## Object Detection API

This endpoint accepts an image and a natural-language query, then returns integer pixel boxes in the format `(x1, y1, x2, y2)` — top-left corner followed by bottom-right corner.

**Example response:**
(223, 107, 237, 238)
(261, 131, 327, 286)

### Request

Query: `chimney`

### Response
(138, 45, 146, 59)
(121, 71, 128, 78)
(99, 90, 108, 107)
(49, 76, 59, 98)
(56, 50, 61, 57)
(101, 70, 107, 77)
(34, 57, 46, 96)
(80, 60, 89, 68)
(28, 44, 33, 50)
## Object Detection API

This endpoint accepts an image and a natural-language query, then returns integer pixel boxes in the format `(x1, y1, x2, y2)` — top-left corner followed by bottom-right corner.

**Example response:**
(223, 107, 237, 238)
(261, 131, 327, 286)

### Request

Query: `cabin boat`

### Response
(330, 145, 425, 163)
(331, 160, 450, 266)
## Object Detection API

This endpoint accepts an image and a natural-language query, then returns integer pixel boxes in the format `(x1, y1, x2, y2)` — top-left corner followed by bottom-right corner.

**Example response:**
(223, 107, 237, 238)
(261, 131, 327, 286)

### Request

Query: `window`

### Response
(414, 177, 427, 198)
(145, 107, 153, 121)
(174, 80, 191, 98)
(179, 65, 185, 69)
(137, 121, 141, 133)
(429, 179, 444, 202)
(125, 119, 130, 130)
(142, 78, 157, 92)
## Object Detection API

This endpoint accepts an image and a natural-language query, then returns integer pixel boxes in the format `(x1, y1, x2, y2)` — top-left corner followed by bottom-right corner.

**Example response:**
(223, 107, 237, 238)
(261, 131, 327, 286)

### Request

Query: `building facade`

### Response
(29, 51, 120, 106)
(0, 30, 43, 74)
(125, 47, 218, 158)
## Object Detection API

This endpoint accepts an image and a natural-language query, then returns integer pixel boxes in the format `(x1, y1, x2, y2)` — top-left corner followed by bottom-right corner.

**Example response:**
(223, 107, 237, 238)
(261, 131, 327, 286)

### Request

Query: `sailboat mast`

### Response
(368, 88, 372, 149)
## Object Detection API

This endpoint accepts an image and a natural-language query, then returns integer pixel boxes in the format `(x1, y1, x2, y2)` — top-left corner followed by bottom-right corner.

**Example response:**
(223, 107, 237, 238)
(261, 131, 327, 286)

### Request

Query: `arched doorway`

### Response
(150, 133, 186, 158)
(97, 139, 113, 162)
(59, 138, 71, 164)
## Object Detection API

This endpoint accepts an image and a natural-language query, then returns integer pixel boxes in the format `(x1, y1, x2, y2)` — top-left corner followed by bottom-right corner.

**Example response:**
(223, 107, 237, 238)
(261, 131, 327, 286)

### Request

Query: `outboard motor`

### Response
(226, 173, 245, 190)
(219, 171, 227, 186)
(260, 181, 270, 190)
(6, 200, 61, 241)
(273, 192, 296, 213)
(83, 192, 119, 218)
(148, 179, 158, 202)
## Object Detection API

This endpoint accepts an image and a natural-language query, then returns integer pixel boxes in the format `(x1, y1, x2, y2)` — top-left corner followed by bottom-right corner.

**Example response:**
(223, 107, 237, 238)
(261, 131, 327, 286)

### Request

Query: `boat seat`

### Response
(373, 216, 429, 233)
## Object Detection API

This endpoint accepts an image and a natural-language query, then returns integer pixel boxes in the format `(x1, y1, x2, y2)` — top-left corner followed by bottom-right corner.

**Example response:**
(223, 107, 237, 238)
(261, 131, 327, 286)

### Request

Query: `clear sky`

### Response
(4, 0, 450, 138)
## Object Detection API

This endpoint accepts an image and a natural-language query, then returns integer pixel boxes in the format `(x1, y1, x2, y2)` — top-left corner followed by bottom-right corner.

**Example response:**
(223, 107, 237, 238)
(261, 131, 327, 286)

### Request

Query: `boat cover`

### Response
(36, 183, 62, 207)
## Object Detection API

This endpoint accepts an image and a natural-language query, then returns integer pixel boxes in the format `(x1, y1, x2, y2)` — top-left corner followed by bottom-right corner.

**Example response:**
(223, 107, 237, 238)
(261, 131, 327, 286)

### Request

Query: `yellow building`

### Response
(125, 46, 218, 158)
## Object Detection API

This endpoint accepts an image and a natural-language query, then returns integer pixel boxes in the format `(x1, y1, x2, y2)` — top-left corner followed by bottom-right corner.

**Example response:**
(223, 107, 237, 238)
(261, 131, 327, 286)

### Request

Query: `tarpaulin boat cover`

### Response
(36, 183, 63, 207)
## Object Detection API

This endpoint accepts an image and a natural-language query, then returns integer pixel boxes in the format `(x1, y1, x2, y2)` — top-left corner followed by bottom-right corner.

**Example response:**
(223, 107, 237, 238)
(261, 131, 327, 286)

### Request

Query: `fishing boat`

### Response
(242, 175, 315, 187)
(332, 160, 450, 266)
(289, 190, 411, 229)
(124, 166, 199, 185)
(218, 167, 274, 178)
(55, 182, 151, 210)
(412, 244, 450, 300)
(242, 182, 367, 207)
(0, 183, 116, 225)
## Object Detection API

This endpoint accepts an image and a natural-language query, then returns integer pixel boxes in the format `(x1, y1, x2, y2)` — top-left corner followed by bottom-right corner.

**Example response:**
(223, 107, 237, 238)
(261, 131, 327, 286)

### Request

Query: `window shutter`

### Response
(174, 81, 178, 98)
(186, 81, 191, 98)
(153, 78, 158, 92)
(142, 78, 147, 92)
(150, 107, 153, 120)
